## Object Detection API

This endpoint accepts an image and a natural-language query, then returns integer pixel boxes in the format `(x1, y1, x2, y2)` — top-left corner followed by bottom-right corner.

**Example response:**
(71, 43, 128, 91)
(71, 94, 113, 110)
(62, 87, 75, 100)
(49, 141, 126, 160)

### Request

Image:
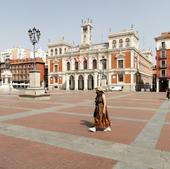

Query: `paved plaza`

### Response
(0, 90, 170, 169)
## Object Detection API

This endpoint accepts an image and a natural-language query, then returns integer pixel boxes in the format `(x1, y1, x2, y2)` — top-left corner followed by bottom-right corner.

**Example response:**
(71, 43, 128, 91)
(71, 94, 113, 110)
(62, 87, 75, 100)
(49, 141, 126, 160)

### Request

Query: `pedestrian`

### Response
(89, 86, 112, 132)
(166, 88, 170, 100)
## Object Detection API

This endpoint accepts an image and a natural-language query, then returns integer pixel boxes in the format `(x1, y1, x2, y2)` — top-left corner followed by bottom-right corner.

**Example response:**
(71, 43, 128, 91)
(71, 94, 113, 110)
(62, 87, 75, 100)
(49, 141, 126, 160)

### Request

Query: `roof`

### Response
(155, 32, 170, 41)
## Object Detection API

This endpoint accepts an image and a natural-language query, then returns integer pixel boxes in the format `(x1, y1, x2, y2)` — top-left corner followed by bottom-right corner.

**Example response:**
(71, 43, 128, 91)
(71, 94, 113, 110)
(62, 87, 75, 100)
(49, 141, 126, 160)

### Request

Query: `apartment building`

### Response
(155, 32, 170, 92)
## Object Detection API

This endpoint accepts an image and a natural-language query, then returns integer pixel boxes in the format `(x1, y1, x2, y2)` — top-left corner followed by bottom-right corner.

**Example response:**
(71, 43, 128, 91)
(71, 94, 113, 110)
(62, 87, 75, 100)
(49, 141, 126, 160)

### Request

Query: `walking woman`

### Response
(89, 86, 112, 132)
(167, 88, 170, 100)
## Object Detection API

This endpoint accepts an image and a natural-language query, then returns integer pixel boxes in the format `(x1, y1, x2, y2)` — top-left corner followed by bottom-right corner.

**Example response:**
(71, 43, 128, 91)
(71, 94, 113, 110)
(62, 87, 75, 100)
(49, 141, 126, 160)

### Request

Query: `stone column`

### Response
(84, 74, 88, 90)
(108, 73, 111, 86)
(108, 53, 112, 69)
(168, 79, 170, 89)
(131, 50, 134, 68)
(66, 75, 70, 90)
(75, 74, 78, 90)
(94, 73, 98, 88)
(156, 78, 159, 92)
(130, 72, 135, 91)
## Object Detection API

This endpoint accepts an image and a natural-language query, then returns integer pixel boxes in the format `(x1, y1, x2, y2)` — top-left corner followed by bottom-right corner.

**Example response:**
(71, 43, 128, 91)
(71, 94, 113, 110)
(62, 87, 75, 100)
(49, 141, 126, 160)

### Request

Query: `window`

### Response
(50, 49, 53, 56)
(8, 77, 11, 83)
(59, 48, 62, 54)
(162, 42, 166, 49)
(119, 39, 123, 48)
(54, 65, 58, 72)
(118, 60, 124, 68)
(55, 48, 58, 55)
(125, 38, 130, 47)
(161, 70, 166, 77)
(75, 61, 79, 70)
(83, 27, 87, 33)
(55, 77, 58, 83)
(67, 62, 70, 71)
(161, 50, 166, 58)
(93, 59, 97, 69)
(118, 74, 123, 82)
(161, 60, 166, 68)
(83, 59, 87, 69)
(101, 58, 107, 70)
(112, 40, 116, 48)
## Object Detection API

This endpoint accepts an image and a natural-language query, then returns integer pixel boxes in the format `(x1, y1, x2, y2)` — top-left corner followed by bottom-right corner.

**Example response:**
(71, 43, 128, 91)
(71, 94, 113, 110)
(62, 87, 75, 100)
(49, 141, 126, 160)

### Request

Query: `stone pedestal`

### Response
(19, 70, 50, 100)
(0, 70, 13, 93)
(29, 70, 41, 88)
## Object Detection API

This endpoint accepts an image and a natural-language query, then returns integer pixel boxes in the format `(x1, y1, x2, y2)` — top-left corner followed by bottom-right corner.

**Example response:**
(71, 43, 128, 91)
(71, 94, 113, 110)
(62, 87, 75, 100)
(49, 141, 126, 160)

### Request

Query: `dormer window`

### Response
(59, 48, 62, 54)
(112, 40, 116, 48)
(50, 49, 53, 56)
(55, 48, 58, 55)
(119, 39, 123, 48)
(125, 38, 130, 47)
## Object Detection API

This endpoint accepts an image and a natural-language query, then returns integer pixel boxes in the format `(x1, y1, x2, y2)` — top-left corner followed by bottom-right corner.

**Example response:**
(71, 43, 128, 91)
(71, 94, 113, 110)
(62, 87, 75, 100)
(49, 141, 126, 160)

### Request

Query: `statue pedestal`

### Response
(0, 70, 13, 93)
(19, 70, 50, 100)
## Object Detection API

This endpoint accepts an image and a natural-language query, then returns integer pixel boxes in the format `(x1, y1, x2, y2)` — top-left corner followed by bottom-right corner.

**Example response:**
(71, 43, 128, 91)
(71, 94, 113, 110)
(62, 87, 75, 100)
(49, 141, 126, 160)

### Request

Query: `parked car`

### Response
(108, 85, 123, 91)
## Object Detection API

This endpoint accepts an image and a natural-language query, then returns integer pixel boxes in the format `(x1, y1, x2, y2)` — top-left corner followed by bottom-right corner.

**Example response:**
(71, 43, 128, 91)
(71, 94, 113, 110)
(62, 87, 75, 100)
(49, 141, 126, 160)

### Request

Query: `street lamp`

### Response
(100, 56, 106, 79)
(28, 27, 41, 70)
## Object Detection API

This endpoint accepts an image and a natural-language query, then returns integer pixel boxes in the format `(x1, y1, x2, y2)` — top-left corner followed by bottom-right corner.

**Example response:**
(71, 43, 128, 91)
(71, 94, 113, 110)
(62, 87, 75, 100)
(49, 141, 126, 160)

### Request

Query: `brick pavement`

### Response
(0, 91, 169, 169)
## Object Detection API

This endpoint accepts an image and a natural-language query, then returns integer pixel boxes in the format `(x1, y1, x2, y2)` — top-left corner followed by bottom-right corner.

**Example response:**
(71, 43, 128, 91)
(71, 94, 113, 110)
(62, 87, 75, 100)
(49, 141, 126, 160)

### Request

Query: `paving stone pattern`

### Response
(0, 91, 169, 169)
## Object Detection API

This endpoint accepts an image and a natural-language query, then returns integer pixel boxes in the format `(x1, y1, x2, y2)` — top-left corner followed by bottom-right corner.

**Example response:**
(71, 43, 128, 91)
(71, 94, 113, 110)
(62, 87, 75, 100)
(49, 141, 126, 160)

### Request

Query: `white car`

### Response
(108, 85, 123, 91)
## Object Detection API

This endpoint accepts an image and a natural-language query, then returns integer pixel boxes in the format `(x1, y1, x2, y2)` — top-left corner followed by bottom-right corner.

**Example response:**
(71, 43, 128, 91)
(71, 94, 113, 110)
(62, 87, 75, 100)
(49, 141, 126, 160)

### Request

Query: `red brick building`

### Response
(0, 58, 45, 88)
(155, 32, 170, 92)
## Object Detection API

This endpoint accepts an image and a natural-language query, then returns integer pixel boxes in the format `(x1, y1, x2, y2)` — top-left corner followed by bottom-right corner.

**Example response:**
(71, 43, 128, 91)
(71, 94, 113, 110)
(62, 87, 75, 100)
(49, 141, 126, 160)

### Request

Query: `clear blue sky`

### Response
(0, 0, 170, 56)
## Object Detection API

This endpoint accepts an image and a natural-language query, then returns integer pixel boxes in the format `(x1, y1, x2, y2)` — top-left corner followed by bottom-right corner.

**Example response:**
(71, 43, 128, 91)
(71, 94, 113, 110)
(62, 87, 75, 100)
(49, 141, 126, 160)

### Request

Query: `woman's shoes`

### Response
(89, 127, 112, 132)
(104, 127, 112, 132)
(89, 127, 96, 132)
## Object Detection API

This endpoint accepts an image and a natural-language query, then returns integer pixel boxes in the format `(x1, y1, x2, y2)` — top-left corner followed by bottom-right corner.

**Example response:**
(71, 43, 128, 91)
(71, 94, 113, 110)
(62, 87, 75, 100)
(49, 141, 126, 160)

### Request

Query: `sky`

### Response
(0, 0, 170, 59)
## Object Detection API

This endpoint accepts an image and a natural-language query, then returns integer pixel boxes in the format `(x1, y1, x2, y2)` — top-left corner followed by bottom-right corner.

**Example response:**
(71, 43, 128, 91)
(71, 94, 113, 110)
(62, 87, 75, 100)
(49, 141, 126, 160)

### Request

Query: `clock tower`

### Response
(81, 18, 93, 46)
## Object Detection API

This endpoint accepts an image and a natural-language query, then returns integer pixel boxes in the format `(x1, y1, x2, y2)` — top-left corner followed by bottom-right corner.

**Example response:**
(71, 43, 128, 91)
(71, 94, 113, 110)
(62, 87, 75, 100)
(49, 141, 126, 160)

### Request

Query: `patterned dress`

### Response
(93, 91, 111, 128)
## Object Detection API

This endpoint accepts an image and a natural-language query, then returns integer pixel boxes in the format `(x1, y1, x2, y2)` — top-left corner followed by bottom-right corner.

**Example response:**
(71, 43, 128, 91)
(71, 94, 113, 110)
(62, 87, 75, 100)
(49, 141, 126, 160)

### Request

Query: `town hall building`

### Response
(48, 19, 153, 91)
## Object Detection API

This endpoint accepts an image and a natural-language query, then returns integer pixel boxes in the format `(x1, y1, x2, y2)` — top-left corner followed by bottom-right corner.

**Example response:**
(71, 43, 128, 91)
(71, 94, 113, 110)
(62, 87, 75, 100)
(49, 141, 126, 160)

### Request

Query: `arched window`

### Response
(55, 48, 58, 55)
(101, 58, 107, 70)
(125, 38, 130, 47)
(93, 59, 97, 69)
(119, 39, 123, 48)
(83, 59, 87, 69)
(50, 49, 53, 56)
(59, 48, 62, 54)
(75, 61, 79, 70)
(67, 62, 70, 71)
(112, 40, 116, 48)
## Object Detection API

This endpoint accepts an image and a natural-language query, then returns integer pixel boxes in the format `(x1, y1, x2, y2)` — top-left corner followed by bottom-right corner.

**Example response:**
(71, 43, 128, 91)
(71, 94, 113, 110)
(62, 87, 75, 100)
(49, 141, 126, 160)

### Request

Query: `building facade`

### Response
(0, 58, 45, 88)
(48, 19, 153, 91)
(0, 47, 47, 63)
(155, 32, 170, 92)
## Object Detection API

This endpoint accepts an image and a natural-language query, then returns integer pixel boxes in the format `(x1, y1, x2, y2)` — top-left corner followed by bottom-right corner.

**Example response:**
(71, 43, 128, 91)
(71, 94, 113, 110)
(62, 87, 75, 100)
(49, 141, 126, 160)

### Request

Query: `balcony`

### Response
(159, 65, 167, 69)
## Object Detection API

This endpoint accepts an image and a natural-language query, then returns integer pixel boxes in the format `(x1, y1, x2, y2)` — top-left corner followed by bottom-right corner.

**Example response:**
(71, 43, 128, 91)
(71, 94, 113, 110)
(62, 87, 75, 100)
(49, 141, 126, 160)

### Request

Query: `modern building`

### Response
(0, 48, 32, 62)
(48, 19, 153, 91)
(0, 47, 47, 63)
(155, 32, 170, 92)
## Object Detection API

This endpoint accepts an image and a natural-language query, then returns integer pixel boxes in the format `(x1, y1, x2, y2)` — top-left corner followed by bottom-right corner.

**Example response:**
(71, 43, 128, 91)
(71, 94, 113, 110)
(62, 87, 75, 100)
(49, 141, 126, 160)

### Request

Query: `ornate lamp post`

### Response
(99, 56, 107, 87)
(100, 56, 107, 79)
(28, 27, 41, 70)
